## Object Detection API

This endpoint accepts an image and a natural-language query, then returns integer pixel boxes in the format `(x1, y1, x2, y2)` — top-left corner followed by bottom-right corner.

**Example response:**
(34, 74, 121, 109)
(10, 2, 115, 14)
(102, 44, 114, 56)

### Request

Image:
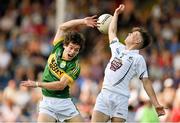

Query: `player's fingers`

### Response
(21, 81, 27, 83)
(90, 22, 99, 26)
(119, 7, 124, 12)
(93, 24, 98, 27)
(94, 23, 99, 27)
(96, 22, 100, 27)
(118, 5, 122, 9)
(88, 25, 95, 28)
(20, 82, 27, 86)
(93, 21, 99, 24)
(92, 19, 98, 23)
(91, 15, 97, 19)
(118, 4, 125, 11)
(119, 4, 125, 8)
(158, 112, 165, 117)
(121, 5, 125, 10)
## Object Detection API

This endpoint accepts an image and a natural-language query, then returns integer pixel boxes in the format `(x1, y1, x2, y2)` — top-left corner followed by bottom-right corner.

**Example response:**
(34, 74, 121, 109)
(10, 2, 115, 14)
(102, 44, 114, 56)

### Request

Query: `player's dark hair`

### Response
(64, 31, 85, 51)
(132, 27, 152, 49)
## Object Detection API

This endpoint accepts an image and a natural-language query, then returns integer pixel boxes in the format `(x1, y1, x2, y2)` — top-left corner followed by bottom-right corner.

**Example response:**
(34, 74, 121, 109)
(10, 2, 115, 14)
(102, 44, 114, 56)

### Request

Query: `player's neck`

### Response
(125, 44, 139, 50)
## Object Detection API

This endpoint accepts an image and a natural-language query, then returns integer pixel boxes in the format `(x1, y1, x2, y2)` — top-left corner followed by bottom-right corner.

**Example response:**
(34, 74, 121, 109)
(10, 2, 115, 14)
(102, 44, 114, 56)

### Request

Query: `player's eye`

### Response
(69, 47, 73, 50)
(74, 48, 80, 52)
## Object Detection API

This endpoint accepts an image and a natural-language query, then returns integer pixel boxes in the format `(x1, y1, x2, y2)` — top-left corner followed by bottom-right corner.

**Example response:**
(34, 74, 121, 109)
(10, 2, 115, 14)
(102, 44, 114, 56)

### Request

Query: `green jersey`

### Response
(42, 37, 80, 98)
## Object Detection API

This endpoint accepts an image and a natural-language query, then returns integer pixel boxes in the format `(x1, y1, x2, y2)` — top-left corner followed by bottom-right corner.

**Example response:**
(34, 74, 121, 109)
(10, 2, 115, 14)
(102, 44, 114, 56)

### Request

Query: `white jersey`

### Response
(103, 37, 148, 97)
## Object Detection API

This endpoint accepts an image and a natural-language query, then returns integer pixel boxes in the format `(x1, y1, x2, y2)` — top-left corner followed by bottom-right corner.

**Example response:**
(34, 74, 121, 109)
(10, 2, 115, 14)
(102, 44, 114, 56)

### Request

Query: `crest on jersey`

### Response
(60, 61, 66, 68)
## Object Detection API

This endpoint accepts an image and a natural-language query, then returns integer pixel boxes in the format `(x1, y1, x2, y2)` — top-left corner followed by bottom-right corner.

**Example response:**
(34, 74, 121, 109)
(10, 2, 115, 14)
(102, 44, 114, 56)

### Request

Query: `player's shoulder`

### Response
(51, 42, 64, 54)
(69, 57, 80, 67)
(135, 54, 146, 63)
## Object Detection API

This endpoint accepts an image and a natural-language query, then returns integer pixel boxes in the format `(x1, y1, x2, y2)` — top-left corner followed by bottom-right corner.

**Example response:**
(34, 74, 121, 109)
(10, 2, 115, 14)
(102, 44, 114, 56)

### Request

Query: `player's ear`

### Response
(135, 39, 141, 44)
(137, 39, 142, 43)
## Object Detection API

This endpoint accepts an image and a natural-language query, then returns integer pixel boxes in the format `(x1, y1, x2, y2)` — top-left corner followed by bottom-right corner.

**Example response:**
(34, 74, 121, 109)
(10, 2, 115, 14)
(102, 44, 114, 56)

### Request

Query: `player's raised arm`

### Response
(53, 15, 98, 42)
(108, 4, 125, 43)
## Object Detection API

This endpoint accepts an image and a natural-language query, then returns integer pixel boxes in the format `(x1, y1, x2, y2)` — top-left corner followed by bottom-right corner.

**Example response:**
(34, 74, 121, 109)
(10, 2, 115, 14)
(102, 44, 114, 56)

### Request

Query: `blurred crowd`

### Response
(0, 0, 180, 122)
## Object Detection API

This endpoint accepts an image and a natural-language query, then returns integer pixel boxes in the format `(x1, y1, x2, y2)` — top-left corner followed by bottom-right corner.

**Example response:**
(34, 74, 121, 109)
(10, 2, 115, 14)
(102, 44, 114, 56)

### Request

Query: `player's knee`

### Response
(91, 111, 110, 122)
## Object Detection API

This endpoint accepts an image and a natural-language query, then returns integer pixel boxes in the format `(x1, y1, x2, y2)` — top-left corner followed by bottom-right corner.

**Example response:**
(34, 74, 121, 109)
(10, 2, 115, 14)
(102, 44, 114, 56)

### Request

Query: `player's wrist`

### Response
(79, 19, 85, 25)
(35, 81, 39, 87)
(155, 105, 163, 109)
(154, 104, 163, 110)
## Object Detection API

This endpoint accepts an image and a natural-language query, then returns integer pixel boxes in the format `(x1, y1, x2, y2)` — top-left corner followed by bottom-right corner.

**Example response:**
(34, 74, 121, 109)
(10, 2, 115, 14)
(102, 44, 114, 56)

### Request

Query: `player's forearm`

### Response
(38, 81, 66, 90)
(59, 19, 85, 31)
(109, 15, 118, 34)
(108, 14, 118, 42)
(142, 79, 161, 107)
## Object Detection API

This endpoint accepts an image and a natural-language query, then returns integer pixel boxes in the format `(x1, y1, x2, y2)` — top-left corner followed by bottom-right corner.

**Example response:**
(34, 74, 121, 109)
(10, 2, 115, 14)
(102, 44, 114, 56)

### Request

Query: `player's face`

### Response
(63, 42, 80, 61)
(125, 31, 142, 45)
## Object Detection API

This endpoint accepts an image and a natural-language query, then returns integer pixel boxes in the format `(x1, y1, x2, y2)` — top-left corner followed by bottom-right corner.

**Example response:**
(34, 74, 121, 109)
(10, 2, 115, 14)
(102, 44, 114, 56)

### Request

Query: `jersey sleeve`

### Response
(136, 56, 148, 80)
(51, 37, 64, 54)
(64, 61, 80, 87)
(52, 37, 64, 47)
(109, 37, 125, 57)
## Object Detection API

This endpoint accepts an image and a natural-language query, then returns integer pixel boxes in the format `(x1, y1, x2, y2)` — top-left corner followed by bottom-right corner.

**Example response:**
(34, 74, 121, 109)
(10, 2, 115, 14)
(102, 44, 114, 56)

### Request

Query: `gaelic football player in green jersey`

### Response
(21, 15, 98, 122)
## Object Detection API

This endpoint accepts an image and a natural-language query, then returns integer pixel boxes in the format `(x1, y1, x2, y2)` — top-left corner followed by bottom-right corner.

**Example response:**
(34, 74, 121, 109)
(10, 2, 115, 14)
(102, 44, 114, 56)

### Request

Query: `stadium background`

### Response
(0, 0, 180, 122)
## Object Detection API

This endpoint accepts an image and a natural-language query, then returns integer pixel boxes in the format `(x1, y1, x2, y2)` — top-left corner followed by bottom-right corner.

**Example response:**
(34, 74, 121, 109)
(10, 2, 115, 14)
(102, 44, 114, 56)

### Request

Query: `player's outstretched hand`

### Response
(83, 15, 98, 28)
(155, 106, 166, 117)
(21, 80, 37, 88)
(114, 4, 125, 16)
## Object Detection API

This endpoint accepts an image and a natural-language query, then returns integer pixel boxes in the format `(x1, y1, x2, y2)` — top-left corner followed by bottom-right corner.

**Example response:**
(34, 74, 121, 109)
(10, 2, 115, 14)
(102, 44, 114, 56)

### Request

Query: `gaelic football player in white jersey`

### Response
(92, 4, 165, 122)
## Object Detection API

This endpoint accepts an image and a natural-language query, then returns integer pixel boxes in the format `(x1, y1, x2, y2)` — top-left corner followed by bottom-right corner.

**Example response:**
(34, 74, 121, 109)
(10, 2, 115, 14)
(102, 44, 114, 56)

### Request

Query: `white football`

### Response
(97, 14, 113, 34)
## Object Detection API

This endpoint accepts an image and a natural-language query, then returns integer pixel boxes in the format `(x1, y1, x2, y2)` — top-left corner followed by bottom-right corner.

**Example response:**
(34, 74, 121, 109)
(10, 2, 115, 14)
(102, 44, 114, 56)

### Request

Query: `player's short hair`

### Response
(64, 31, 85, 51)
(132, 27, 152, 49)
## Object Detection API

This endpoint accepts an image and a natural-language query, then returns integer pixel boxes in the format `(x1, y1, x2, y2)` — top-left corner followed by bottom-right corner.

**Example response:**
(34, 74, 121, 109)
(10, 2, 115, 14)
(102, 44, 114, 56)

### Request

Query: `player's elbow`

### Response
(142, 78, 152, 88)
(57, 84, 66, 90)
(58, 24, 67, 31)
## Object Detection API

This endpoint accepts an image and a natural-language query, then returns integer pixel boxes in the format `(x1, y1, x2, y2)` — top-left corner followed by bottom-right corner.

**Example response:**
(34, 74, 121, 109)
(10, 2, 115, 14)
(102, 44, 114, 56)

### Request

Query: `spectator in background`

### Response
(0, 80, 20, 122)
(170, 87, 180, 122)
(168, 34, 180, 54)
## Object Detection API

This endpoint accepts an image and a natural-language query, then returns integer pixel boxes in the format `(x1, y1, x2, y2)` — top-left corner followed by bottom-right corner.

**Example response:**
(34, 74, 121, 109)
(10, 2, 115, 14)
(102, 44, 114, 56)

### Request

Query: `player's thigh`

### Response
(66, 114, 84, 122)
(91, 110, 110, 122)
(111, 117, 126, 123)
(37, 113, 56, 122)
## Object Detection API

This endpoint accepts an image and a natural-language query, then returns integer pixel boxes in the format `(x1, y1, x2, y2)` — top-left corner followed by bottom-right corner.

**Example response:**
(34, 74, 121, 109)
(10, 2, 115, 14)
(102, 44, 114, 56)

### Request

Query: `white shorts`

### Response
(39, 96, 79, 122)
(93, 89, 128, 120)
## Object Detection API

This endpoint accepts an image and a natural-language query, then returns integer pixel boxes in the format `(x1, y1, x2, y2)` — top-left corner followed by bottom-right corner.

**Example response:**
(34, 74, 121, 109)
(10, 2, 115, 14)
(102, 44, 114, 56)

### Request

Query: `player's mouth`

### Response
(68, 54, 74, 58)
